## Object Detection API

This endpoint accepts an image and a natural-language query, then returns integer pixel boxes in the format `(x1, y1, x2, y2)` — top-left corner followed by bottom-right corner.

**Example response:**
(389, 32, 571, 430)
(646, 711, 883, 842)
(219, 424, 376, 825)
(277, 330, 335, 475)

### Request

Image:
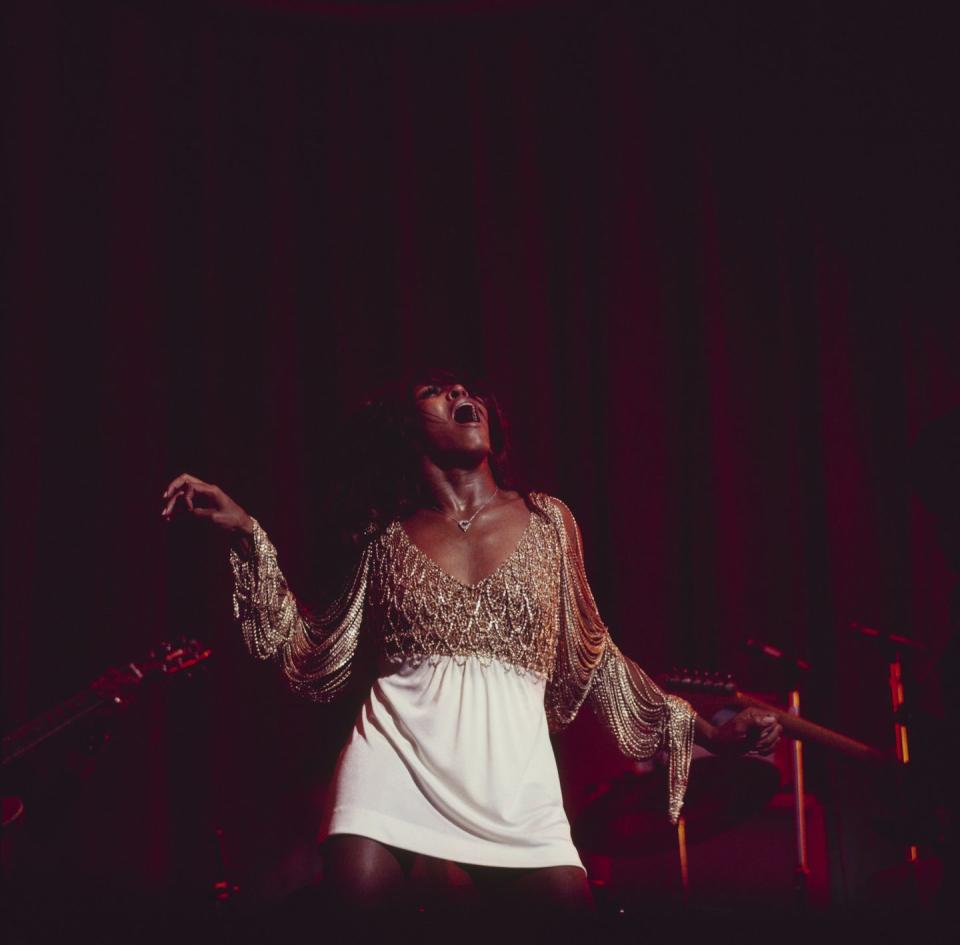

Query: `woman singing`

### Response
(161, 371, 780, 919)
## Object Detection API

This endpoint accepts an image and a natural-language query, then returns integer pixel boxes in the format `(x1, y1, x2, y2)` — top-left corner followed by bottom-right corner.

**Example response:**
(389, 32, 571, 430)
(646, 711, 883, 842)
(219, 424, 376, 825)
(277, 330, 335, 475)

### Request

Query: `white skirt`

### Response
(319, 655, 584, 871)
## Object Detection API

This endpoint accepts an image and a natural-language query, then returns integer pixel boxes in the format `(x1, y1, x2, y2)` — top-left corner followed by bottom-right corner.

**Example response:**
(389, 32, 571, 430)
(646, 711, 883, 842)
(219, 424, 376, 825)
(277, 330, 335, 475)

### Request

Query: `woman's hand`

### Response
(161, 473, 255, 536)
(710, 707, 783, 756)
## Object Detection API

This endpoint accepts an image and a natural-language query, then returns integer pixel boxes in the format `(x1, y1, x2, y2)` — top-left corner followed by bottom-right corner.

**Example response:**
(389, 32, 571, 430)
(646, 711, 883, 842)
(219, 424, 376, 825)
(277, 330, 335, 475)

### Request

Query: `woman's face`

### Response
(412, 381, 492, 461)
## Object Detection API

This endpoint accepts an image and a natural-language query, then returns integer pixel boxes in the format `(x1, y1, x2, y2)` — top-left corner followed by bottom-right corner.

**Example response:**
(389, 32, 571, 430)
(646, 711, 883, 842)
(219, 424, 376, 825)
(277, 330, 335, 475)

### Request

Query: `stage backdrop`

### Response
(3, 0, 958, 915)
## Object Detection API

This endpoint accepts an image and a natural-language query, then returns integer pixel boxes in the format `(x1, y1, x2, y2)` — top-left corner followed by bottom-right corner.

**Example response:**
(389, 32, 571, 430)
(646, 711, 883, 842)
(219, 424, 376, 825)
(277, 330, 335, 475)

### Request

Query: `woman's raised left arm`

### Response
(540, 495, 780, 824)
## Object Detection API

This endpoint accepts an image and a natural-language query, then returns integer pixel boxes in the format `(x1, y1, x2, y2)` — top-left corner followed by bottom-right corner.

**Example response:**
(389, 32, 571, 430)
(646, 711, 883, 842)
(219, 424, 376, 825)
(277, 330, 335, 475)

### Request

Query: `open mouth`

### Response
(453, 402, 480, 424)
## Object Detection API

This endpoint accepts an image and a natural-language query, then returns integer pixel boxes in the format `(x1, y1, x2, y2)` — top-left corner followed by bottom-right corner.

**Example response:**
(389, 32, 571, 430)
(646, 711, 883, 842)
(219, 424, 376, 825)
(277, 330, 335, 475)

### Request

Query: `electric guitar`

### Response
(2, 639, 212, 827)
(660, 668, 889, 764)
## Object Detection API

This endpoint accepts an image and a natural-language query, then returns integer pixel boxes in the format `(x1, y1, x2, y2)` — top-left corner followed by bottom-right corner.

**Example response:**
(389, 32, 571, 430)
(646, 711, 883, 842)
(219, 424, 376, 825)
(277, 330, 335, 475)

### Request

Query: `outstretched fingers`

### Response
(161, 474, 219, 519)
(161, 491, 183, 518)
(162, 472, 206, 497)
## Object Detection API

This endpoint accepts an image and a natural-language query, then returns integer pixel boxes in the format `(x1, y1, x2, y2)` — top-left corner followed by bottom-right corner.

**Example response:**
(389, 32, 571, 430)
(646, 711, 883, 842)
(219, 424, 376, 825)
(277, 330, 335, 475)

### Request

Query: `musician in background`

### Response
(161, 370, 781, 920)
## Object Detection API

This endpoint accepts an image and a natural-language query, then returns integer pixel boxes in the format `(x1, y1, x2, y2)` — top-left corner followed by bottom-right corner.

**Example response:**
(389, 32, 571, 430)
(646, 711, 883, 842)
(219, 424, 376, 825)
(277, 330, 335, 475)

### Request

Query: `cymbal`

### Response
(573, 755, 782, 855)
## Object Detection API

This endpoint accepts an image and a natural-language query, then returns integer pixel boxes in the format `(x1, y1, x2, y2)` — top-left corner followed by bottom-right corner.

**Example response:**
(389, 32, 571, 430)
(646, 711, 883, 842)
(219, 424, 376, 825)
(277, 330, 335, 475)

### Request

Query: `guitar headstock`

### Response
(136, 639, 213, 678)
(89, 639, 213, 701)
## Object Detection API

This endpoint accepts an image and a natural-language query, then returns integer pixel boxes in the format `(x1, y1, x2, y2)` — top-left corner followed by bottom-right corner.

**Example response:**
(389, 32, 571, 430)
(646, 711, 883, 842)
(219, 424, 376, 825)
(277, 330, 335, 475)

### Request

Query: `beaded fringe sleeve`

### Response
(229, 519, 369, 701)
(537, 495, 696, 824)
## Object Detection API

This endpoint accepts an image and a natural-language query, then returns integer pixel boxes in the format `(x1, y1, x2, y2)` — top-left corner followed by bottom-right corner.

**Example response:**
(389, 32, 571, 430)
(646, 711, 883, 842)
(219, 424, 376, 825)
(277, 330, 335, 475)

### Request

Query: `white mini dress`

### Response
(319, 655, 583, 869)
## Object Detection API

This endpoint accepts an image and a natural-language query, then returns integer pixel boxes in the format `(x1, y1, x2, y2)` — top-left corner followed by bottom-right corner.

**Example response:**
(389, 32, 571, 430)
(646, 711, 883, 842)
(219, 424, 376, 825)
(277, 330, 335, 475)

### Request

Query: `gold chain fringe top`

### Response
(230, 493, 695, 822)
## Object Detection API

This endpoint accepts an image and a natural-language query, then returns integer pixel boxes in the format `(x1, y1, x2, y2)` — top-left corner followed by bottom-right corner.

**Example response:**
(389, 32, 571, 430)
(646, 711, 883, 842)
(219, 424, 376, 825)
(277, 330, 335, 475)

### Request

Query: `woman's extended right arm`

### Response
(161, 473, 369, 700)
(162, 472, 255, 533)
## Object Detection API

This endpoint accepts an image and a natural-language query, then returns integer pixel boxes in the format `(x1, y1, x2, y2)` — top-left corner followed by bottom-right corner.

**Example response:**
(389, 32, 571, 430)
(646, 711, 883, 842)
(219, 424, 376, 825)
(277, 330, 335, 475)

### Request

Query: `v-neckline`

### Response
(395, 512, 535, 590)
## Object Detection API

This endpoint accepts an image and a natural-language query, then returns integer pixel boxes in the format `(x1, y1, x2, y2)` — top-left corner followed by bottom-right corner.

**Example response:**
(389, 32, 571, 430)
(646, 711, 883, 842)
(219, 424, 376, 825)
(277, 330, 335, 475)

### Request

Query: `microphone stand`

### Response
(788, 688, 809, 910)
(745, 639, 812, 913)
(850, 622, 929, 887)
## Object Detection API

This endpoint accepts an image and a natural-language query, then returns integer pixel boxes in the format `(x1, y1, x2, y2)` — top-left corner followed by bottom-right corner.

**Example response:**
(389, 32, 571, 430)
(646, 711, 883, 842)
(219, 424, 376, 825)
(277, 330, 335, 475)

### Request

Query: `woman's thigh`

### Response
(320, 838, 593, 919)
(320, 834, 410, 909)
(512, 865, 594, 911)
(464, 863, 594, 915)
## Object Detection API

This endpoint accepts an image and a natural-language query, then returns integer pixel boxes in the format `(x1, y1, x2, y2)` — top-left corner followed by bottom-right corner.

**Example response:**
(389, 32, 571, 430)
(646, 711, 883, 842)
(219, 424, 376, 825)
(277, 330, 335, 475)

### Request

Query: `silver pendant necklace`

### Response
(436, 487, 498, 532)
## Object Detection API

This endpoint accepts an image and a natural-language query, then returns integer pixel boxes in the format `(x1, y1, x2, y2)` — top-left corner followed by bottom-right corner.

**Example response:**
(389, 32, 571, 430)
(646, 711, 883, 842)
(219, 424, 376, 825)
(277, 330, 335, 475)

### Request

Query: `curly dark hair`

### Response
(326, 368, 531, 549)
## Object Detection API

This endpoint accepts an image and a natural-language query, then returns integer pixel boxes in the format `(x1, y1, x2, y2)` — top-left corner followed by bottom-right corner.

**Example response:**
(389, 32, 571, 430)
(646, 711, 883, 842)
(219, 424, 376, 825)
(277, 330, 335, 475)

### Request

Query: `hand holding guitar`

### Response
(709, 707, 782, 756)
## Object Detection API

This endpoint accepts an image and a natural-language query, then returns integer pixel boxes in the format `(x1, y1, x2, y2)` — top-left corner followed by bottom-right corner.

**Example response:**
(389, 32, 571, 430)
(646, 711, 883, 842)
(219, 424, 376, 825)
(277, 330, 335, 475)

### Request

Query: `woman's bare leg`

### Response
(321, 840, 592, 921)
(510, 865, 595, 912)
(320, 834, 409, 912)
(464, 863, 594, 915)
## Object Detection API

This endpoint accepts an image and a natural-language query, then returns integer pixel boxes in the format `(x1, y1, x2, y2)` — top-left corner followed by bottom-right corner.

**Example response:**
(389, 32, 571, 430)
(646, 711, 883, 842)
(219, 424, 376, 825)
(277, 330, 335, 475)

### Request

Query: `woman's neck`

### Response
(418, 457, 498, 516)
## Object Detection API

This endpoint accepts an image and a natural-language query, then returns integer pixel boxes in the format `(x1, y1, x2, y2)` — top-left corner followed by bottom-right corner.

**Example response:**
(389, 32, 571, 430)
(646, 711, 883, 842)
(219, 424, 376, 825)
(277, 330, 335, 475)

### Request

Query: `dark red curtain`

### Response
(3, 0, 958, 919)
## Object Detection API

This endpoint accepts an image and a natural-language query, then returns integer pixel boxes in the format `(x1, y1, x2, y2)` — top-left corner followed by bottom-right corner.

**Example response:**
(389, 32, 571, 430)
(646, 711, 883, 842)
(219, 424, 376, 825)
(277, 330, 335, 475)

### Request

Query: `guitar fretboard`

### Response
(2, 689, 107, 765)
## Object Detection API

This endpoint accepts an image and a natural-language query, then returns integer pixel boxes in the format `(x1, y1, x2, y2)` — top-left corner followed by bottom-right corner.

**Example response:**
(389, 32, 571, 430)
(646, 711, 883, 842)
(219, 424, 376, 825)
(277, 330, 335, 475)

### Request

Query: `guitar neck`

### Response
(662, 669, 892, 764)
(2, 640, 211, 770)
(733, 691, 887, 764)
(2, 689, 107, 765)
